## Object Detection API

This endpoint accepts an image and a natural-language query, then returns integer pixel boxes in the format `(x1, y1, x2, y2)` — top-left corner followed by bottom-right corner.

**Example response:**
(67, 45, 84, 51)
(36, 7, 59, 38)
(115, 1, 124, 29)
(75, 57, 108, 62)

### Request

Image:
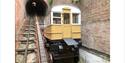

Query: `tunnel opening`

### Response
(25, 0, 48, 17)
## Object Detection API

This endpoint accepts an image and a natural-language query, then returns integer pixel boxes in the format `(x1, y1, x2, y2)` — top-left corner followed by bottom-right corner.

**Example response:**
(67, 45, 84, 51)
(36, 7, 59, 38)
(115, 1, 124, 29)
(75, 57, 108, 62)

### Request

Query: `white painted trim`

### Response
(72, 13, 81, 25)
(51, 12, 53, 24)
(51, 5, 81, 13)
(79, 13, 81, 24)
(51, 5, 81, 25)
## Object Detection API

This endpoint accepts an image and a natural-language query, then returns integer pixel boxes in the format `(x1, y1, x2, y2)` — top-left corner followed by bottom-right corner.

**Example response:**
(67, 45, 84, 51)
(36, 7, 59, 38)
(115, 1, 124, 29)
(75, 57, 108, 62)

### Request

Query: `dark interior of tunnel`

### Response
(25, 0, 48, 16)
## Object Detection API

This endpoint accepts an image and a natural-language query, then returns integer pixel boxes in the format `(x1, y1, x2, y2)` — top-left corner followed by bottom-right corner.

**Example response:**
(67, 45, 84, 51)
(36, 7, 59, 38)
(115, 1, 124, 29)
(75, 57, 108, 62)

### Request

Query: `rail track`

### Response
(16, 17, 41, 63)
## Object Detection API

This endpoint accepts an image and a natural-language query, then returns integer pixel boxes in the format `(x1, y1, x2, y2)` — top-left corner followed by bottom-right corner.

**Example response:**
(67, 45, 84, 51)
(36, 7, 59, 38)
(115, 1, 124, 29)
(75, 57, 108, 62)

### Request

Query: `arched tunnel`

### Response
(25, 0, 48, 16)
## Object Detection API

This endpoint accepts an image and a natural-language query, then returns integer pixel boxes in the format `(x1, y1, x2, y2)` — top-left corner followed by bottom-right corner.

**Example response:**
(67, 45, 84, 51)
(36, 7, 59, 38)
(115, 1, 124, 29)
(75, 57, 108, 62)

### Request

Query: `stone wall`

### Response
(79, 0, 110, 54)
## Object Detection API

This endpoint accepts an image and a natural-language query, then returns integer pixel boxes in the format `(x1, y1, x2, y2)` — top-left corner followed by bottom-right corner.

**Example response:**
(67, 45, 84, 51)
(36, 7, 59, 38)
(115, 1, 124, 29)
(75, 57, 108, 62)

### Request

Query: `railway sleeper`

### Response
(19, 40, 37, 44)
(23, 24, 35, 27)
(23, 34, 36, 38)
(16, 48, 36, 52)
(16, 49, 37, 54)
(19, 37, 35, 41)
(24, 30, 36, 34)
(23, 27, 36, 31)
(16, 52, 37, 63)
(24, 22, 35, 25)
(21, 32, 35, 35)
(17, 42, 36, 49)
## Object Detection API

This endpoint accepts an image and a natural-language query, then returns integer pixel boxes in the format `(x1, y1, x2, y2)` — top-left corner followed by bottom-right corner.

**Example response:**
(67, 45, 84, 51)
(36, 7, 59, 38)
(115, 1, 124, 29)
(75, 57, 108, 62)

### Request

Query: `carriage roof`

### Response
(51, 5, 81, 13)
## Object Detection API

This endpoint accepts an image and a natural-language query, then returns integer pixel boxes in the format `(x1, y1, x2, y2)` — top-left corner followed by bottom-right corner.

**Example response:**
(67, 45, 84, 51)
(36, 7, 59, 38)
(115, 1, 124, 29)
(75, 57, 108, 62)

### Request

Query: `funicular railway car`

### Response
(44, 5, 81, 63)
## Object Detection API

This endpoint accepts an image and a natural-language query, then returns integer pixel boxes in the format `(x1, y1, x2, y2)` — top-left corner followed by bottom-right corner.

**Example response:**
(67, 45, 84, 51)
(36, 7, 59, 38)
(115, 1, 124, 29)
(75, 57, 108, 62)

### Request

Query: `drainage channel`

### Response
(16, 17, 40, 63)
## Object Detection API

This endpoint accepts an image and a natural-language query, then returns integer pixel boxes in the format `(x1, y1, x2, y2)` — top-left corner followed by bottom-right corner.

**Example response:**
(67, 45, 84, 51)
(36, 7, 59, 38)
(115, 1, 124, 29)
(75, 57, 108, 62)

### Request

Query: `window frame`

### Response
(63, 13, 70, 24)
(52, 12, 62, 24)
(72, 13, 80, 25)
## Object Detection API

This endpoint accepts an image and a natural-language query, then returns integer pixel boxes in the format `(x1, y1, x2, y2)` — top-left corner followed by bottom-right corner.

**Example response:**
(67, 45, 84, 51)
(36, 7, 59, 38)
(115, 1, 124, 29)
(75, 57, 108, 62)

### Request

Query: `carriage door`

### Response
(62, 8, 72, 38)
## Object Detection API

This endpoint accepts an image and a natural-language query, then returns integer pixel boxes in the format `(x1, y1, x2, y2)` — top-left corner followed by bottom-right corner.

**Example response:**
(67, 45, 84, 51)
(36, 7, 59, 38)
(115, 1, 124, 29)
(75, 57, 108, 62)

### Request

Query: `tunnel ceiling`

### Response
(26, 0, 48, 17)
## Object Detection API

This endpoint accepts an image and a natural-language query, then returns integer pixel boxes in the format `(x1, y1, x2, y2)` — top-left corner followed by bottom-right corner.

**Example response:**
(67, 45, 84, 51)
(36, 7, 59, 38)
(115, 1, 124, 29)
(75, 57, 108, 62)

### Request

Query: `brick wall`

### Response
(80, 0, 110, 54)
(16, 0, 26, 33)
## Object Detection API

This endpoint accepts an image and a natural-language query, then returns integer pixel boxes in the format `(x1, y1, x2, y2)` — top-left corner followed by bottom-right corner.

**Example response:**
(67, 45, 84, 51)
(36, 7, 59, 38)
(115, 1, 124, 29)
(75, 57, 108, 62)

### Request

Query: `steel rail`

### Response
(22, 17, 32, 63)
(16, 16, 41, 63)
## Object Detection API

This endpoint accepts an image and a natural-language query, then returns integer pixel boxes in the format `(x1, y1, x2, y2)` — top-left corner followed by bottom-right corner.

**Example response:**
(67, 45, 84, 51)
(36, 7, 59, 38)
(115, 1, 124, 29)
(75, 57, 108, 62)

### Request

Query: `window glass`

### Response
(53, 18, 61, 24)
(53, 12, 61, 24)
(63, 13, 70, 24)
(73, 13, 79, 24)
(53, 13, 61, 17)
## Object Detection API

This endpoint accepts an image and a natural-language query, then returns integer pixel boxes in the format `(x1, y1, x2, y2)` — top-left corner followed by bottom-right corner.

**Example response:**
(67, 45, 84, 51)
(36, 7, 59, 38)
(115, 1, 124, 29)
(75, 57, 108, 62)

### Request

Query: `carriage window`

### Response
(53, 13, 61, 17)
(63, 13, 70, 24)
(53, 18, 61, 24)
(73, 13, 79, 24)
(53, 13, 61, 24)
